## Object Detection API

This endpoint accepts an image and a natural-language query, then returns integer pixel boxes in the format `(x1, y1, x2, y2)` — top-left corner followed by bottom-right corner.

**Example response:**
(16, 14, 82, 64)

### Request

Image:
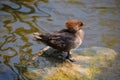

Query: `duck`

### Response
(33, 20, 88, 62)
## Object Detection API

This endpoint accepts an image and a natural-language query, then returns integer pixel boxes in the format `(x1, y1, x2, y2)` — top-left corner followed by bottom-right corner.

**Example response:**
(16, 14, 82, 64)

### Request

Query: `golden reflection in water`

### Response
(0, 0, 50, 54)
(102, 34, 118, 47)
(0, 0, 51, 79)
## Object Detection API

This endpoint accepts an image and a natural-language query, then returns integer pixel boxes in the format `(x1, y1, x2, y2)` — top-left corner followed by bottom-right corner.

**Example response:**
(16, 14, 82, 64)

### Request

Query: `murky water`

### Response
(0, 0, 120, 80)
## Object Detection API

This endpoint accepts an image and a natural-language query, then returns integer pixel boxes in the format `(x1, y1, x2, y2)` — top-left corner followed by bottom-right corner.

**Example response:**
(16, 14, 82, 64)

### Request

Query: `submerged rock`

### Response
(23, 47, 120, 80)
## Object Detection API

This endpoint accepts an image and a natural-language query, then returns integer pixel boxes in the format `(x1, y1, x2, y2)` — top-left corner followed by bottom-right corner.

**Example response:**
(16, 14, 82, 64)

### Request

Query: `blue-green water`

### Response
(0, 0, 120, 80)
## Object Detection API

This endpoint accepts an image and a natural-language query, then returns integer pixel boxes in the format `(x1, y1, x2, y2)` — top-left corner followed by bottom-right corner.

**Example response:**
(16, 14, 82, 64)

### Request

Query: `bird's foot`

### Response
(67, 58, 75, 62)
(66, 53, 71, 58)
(66, 54, 75, 62)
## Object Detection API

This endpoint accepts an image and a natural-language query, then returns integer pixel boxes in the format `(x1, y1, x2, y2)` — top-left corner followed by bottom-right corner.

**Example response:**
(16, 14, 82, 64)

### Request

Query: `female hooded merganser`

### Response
(33, 20, 88, 62)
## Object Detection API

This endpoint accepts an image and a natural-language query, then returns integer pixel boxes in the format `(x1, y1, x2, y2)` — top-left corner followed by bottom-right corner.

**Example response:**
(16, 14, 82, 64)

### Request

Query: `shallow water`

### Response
(0, 0, 120, 80)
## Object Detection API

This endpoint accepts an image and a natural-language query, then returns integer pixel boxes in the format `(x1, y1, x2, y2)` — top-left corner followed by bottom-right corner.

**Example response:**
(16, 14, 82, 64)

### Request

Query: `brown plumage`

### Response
(33, 20, 88, 62)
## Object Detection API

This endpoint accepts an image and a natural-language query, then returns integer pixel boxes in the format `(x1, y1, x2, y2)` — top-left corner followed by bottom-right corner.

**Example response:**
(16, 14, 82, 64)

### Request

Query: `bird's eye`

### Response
(80, 22, 83, 26)
(78, 22, 83, 26)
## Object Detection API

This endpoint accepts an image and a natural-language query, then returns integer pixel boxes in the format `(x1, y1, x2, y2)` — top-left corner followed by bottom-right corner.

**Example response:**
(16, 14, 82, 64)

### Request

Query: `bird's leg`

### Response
(66, 51, 74, 62)
(66, 51, 71, 59)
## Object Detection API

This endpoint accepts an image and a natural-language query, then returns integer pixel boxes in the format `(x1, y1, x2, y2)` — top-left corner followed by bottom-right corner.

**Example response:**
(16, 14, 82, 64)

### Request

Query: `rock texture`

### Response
(23, 47, 120, 80)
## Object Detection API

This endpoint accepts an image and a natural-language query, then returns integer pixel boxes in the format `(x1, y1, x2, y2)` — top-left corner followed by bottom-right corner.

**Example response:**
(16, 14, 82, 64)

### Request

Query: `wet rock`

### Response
(24, 47, 120, 80)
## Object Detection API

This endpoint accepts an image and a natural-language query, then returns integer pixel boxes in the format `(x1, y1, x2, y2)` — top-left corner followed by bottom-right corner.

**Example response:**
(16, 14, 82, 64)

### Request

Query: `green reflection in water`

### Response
(102, 34, 118, 47)
(94, 7, 110, 9)
(0, 0, 52, 79)
(67, 0, 84, 5)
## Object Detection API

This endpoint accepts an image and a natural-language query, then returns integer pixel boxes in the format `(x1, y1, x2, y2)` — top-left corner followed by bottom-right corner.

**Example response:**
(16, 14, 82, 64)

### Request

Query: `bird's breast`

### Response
(73, 37, 82, 49)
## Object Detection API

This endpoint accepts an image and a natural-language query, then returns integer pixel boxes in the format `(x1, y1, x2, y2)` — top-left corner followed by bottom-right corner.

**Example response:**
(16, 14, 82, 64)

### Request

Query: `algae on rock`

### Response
(23, 47, 120, 80)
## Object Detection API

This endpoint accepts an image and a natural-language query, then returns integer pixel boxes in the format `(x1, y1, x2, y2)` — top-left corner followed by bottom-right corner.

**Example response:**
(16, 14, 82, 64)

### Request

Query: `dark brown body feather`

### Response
(34, 29, 83, 52)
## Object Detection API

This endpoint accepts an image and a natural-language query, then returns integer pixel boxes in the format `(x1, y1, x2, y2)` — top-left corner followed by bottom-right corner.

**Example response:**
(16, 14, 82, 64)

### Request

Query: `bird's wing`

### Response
(48, 34, 73, 48)
(33, 29, 75, 50)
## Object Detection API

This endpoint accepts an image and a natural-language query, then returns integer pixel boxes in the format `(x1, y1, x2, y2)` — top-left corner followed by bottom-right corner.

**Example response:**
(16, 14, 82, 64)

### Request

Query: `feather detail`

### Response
(33, 32, 42, 40)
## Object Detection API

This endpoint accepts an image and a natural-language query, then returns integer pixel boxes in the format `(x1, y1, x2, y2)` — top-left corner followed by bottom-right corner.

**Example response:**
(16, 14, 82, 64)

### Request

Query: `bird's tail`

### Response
(33, 32, 42, 40)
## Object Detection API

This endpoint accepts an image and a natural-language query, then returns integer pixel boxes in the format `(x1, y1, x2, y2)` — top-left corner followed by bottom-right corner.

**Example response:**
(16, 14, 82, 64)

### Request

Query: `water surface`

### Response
(0, 0, 120, 80)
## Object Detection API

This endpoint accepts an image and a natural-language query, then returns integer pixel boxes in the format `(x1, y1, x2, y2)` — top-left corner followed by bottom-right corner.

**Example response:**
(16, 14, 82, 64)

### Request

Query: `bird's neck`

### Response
(75, 29, 84, 40)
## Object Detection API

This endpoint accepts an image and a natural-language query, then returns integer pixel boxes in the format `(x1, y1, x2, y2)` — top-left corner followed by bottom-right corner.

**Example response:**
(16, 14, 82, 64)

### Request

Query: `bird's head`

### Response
(65, 20, 88, 32)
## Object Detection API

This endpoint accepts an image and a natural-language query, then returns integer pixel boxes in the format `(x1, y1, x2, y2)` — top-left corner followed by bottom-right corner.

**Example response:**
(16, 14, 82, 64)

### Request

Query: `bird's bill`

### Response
(81, 26, 89, 28)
